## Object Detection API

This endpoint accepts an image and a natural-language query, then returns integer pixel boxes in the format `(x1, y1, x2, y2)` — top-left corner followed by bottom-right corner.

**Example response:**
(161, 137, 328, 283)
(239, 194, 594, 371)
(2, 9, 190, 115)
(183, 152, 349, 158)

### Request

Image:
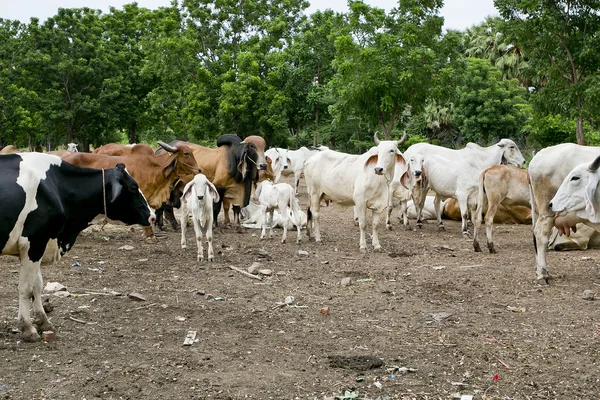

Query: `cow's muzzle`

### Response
(197, 195, 205, 200)
(414, 170, 422, 177)
(374, 167, 384, 175)
(259, 163, 267, 170)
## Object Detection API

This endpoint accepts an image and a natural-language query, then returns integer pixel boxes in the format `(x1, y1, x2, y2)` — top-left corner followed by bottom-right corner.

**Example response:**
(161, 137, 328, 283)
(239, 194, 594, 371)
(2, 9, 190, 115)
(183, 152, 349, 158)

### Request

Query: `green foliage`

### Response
(525, 113, 576, 148)
(451, 58, 530, 144)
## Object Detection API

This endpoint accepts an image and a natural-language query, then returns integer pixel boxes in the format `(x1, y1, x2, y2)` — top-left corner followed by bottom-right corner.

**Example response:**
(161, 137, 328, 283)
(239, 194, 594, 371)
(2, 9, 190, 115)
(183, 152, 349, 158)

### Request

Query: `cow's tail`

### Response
(528, 172, 538, 253)
(475, 170, 486, 225)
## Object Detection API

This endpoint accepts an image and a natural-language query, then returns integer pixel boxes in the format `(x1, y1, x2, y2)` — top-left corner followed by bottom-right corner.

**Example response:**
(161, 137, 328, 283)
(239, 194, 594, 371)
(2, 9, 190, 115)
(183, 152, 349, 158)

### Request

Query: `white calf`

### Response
(255, 180, 302, 243)
(241, 201, 307, 231)
(180, 174, 220, 261)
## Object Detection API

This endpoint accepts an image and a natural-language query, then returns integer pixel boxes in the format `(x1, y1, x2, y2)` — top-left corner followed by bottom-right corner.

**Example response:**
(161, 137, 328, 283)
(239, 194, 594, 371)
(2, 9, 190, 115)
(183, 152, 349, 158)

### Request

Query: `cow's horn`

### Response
(589, 155, 600, 172)
(240, 140, 246, 144)
(396, 131, 408, 146)
(158, 141, 177, 153)
(374, 131, 381, 145)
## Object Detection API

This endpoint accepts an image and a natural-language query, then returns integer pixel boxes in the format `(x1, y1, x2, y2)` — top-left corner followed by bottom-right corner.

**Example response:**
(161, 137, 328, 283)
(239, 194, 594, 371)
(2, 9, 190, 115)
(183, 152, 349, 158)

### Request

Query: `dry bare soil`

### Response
(1, 176, 600, 400)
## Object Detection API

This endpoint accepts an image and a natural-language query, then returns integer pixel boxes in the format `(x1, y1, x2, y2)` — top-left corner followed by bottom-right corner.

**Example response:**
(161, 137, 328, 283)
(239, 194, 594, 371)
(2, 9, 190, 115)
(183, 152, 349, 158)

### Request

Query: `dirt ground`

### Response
(2, 176, 600, 400)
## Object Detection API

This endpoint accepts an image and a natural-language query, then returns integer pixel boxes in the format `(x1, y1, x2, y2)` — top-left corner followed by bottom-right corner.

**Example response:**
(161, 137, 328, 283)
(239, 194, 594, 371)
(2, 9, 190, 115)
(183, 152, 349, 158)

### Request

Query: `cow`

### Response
(63, 142, 200, 236)
(241, 201, 307, 231)
(386, 153, 426, 230)
(304, 132, 407, 252)
(0, 153, 154, 341)
(473, 165, 532, 253)
(529, 143, 600, 284)
(265, 148, 292, 183)
(404, 139, 526, 228)
(0, 145, 18, 154)
(266, 146, 318, 194)
(254, 180, 302, 244)
(93, 143, 136, 156)
(161, 136, 260, 230)
(180, 173, 220, 262)
(67, 143, 78, 152)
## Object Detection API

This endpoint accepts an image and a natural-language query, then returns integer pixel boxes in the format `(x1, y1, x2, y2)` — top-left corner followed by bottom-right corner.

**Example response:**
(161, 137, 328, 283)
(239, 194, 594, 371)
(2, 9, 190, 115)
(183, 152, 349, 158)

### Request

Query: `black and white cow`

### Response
(0, 153, 155, 342)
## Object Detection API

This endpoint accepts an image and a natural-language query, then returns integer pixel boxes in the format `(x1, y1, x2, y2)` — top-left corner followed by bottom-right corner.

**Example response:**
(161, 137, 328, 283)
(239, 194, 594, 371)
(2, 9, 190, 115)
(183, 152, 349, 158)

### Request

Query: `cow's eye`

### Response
(571, 176, 580, 181)
(390, 149, 395, 153)
(184, 153, 190, 157)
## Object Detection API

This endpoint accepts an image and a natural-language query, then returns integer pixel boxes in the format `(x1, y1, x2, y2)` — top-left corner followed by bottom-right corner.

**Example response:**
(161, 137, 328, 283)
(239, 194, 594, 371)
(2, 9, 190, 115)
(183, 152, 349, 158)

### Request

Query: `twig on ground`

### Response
(228, 265, 263, 280)
(67, 315, 88, 324)
(498, 359, 512, 370)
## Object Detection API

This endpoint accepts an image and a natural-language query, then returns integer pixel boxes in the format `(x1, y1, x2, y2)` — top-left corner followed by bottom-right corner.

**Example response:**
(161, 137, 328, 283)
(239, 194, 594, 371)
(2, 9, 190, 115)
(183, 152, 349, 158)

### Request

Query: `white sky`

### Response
(0, 0, 498, 31)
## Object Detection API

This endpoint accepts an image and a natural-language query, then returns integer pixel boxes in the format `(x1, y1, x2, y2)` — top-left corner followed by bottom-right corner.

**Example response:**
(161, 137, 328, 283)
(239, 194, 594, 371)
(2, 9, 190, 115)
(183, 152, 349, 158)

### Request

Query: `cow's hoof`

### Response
(473, 242, 482, 252)
(373, 246, 383, 253)
(438, 226, 445, 232)
(34, 320, 55, 332)
(22, 330, 41, 343)
(281, 239, 286, 244)
(536, 277, 549, 286)
(404, 225, 412, 231)
(462, 231, 472, 238)
(181, 245, 187, 249)
(359, 247, 367, 254)
(386, 224, 392, 231)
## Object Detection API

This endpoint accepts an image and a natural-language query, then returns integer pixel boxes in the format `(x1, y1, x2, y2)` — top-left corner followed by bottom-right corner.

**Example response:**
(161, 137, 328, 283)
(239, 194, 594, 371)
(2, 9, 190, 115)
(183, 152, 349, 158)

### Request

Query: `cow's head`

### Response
(106, 163, 155, 226)
(244, 136, 268, 170)
(183, 173, 220, 204)
(550, 155, 600, 223)
(364, 131, 407, 181)
(158, 141, 201, 179)
(496, 139, 525, 167)
(237, 141, 260, 182)
(267, 148, 291, 181)
(67, 143, 78, 152)
(400, 153, 426, 190)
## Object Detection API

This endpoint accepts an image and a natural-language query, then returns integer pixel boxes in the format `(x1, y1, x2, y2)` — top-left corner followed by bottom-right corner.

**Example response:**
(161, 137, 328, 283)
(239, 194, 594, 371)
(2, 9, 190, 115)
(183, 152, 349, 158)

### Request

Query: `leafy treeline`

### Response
(1, 0, 600, 152)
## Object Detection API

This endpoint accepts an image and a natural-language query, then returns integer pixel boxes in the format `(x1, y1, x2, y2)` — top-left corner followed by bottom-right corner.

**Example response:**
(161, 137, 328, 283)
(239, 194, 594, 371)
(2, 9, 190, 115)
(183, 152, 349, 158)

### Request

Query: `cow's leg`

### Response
(457, 194, 471, 237)
(399, 200, 411, 230)
(280, 207, 288, 244)
(413, 187, 427, 228)
(472, 202, 484, 252)
(223, 199, 231, 226)
(355, 203, 368, 252)
(433, 195, 445, 231)
(206, 225, 215, 262)
(484, 199, 500, 253)
(268, 210, 275, 240)
(353, 206, 359, 226)
(155, 205, 166, 230)
(180, 208, 188, 249)
(260, 206, 268, 240)
(192, 218, 204, 262)
(371, 209, 383, 252)
(233, 205, 244, 232)
(213, 191, 225, 228)
(294, 171, 302, 195)
(308, 194, 322, 242)
(534, 214, 555, 284)
(164, 205, 179, 230)
(17, 259, 43, 342)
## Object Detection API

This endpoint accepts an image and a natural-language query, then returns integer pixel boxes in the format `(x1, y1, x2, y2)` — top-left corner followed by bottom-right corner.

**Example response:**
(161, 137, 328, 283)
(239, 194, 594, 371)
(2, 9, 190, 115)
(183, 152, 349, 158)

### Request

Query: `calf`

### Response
(473, 165, 531, 253)
(255, 180, 302, 244)
(241, 201, 307, 231)
(386, 153, 426, 230)
(1, 153, 154, 341)
(266, 146, 318, 194)
(180, 174, 220, 262)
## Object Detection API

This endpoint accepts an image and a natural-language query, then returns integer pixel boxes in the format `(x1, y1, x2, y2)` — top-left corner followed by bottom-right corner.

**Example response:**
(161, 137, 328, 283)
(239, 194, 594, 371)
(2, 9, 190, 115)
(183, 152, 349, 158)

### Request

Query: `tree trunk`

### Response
(576, 97, 586, 145)
(66, 121, 73, 144)
(128, 120, 138, 144)
(313, 108, 319, 148)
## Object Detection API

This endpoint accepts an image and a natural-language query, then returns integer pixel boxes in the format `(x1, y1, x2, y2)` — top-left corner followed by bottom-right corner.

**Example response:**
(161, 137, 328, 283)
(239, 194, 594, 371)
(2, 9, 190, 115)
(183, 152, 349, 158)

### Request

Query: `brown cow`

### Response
(0, 145, 18, 154)
(158, 135, 260, 229)
(63, 142, 200, 235)
(94, 143, 136, 156)
(222, 135, 268, 225)
(472, 165, 532, 253)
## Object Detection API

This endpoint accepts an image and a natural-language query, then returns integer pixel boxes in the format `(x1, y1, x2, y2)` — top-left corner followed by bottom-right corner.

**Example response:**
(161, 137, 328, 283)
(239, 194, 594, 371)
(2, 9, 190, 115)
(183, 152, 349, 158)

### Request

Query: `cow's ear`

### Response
(207, 182, 220, 203)
(182, 183, 194, 203)
(116, 163, 126, 171)
(238, 150, 248, 177)
(163, 158, 177, 178)
(395, 152, 406, 166)
(497, 142, 506, 148)
(110, 181, 123, 203)
(421, 166, 427, 189)
(364, 155, 378, 171)
(585, 172, 600, 222)
(286, 158, 292, 167)
(266, 155, 272, 163)
(400, 171, 410, 189)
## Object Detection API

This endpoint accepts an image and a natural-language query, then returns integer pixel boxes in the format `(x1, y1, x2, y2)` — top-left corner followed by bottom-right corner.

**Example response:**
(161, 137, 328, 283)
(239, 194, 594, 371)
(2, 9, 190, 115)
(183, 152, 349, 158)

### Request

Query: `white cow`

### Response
(386, 152, 426, 230)
(67, 143, 78, 152)
(404, 139, 526, 227)
(180, 174, 220, 262)
(304, 132, 407, 252)
(255, 180, 303, 243)
(265, 148, 292, 183)
(529, 143, 600, 284)
(266, 146, 319, 194)
(241, 201, 307, 230)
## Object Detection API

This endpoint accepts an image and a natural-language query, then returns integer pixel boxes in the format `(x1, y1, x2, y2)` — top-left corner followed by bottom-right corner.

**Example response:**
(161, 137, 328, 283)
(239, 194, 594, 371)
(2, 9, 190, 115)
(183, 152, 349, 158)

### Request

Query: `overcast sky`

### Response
(0, 0, 498, 31)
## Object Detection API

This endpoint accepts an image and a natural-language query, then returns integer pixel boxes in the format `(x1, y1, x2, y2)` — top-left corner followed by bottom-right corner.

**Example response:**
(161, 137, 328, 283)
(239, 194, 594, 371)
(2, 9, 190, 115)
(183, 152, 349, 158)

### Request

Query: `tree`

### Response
(495, 0, 600, 145)
(329, 0, 445, 140)
(452, 58, 530, 144)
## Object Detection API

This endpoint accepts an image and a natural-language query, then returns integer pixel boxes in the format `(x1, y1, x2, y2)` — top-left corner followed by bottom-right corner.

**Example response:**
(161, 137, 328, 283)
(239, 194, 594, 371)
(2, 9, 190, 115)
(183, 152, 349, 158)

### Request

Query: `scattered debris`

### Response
(183, 331, 197, 346)
(118, 245, 134, 250)
(137, 258, 148, 262)
(247, 262, 261, 274)
(212, 297, 225, 302)
(356, 278, 372, 283)
(72, 262, 81, 267)
(582, 290, 596, 301)
(53, 291, 71, 298)
(386, 366, 417, 374)
(320, 306, 329, 316)
(259, 269, 273, 276)
(341, 277, 352, 286)
(41, 331, 55, 341)
(298, 250, 309, 257)
(246, 248, 272, 259)
(429, 312, 453, 322)
(498, 359, 512, 370)
(373, 381, 382, 389)
(334, 391, 358, 400)
(127, 292, 147, 302)
(43, 299, 54, 314)
(328, 355, 384, 370)
(276, 271, 286, 276)
(435, 245, 454, 251)
(197, 290, 206, 296)
(229, 265, 262, 280)
(321, 260, 329, 264)
(175, 316, 186, 322)
(44, 282, 66, 293)
(432, 266, 446, 270)
(284, 296, 295, 305)
(506, 305, 526, 313)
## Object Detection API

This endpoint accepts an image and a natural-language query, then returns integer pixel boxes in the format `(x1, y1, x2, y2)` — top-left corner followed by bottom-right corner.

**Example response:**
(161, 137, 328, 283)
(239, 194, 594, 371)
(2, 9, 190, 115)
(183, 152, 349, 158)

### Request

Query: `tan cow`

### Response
(472, 165, 531, 253)
(0, 145, 18, 154)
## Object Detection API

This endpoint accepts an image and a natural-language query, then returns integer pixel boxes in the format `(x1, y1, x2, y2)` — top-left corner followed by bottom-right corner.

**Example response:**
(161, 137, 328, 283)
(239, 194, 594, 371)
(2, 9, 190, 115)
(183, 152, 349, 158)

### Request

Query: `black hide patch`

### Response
(0, 154, 27, 253)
